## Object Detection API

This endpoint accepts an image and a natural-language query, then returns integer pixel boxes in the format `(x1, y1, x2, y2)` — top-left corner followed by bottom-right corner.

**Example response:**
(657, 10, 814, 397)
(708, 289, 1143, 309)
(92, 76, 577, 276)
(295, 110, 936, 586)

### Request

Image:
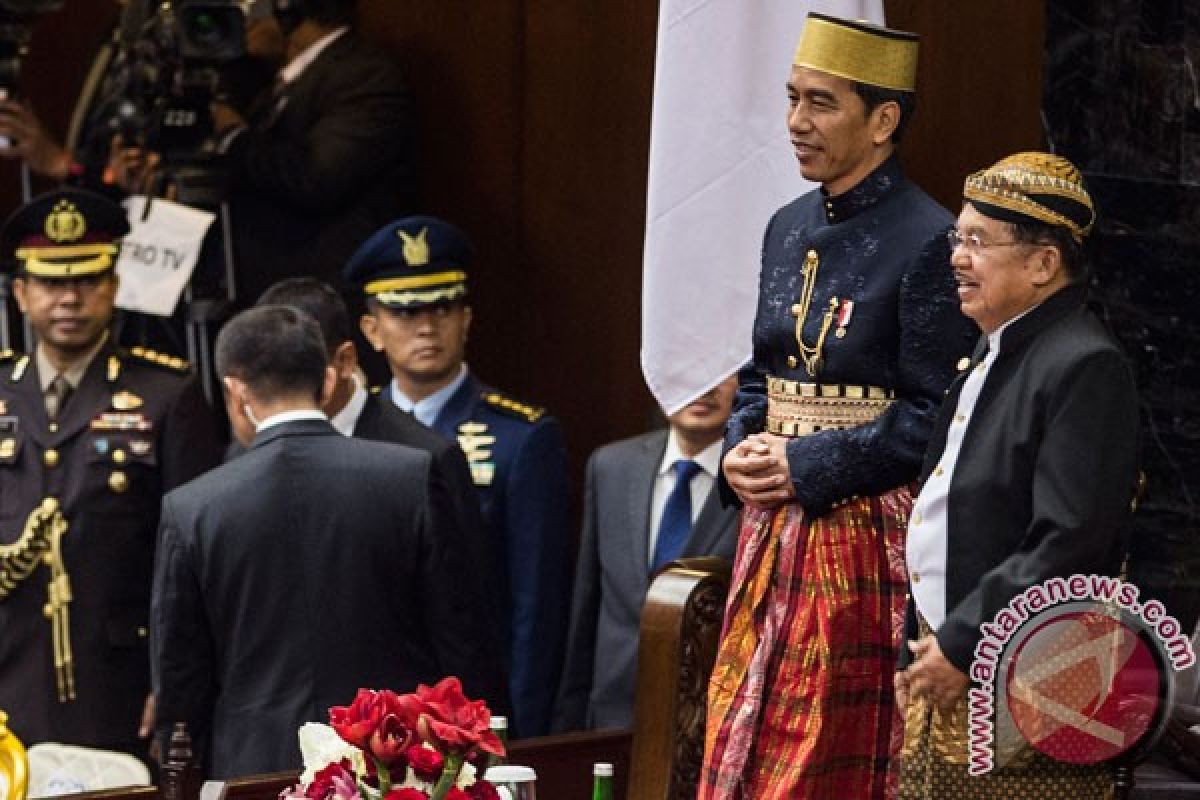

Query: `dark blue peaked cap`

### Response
(342, 216, 473, 308)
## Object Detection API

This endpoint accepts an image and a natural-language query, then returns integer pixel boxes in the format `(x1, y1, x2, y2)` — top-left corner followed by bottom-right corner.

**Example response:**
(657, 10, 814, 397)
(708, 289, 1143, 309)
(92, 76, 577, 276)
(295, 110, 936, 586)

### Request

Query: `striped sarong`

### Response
(699, 489, 911, 799)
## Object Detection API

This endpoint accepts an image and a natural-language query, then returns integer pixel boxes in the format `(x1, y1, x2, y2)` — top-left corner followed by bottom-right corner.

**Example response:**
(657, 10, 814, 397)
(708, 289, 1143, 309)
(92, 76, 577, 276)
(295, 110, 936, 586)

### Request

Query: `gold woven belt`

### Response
(766, 376, 894, 436)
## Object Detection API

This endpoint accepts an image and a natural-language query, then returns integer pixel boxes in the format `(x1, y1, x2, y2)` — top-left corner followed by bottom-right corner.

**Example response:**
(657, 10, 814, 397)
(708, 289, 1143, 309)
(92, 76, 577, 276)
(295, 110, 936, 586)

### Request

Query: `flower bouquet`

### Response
(281, 678, 504, 800)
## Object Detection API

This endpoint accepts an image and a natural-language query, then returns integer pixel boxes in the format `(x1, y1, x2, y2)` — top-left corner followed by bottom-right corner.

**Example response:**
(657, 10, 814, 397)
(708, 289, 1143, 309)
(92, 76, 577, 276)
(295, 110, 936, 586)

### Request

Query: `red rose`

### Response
(444, 790, 470, 800)
(413, 678, 504, 756)
(330, 688, 386, 749)
(305, 760, 357, 800)
(369, 711, 418, 768)
(405, 745, 445, 783)
(381, 689, 427, 729)
(465, 781, 500, 800)
(383, 790, 428, 800)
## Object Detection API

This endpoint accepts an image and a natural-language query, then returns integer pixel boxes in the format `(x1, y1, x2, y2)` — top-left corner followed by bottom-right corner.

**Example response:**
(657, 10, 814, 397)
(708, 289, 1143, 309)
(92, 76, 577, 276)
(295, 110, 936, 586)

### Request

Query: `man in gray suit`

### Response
(554, 375, 740, 731)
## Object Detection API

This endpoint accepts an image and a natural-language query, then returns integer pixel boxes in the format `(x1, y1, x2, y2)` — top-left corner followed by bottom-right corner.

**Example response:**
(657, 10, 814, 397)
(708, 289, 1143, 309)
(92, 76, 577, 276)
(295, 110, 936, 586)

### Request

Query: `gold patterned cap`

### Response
(0, 189, 129, 278)
(793, 13, 919, 92)
(964, 152, 1095, 241)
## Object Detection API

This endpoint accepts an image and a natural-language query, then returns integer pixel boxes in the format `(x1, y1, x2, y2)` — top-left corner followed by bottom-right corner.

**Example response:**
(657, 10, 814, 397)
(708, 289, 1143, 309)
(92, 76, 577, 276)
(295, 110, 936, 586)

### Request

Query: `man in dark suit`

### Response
(249, 277, 509, 711)
(345, 217, 571, 738)
(206, 0, 415, 304)
(0, 189, 220, 757)
(554, 374, 741, 732)
(150, 305, 497, 778)
(896, 153, 1141, 797)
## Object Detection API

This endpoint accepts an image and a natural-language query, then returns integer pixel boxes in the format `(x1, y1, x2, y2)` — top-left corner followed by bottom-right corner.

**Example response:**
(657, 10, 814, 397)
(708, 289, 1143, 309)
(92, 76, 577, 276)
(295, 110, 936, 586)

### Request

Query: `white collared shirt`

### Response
(646, 432, 722, 566)
(279, 26, 350, 86)
(907, 309, 1032, 628)
(256, 408, 326, 433)
(391, 365, 468, 428)
(328, 373, 368, 437)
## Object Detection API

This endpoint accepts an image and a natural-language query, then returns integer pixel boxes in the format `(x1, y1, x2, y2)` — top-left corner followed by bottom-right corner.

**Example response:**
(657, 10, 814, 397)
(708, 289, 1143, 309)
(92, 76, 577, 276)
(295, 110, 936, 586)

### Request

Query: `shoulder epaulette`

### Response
(482, 390, 545, 423)
(0, 349, 17, 363)
(124, 346, 191, 374)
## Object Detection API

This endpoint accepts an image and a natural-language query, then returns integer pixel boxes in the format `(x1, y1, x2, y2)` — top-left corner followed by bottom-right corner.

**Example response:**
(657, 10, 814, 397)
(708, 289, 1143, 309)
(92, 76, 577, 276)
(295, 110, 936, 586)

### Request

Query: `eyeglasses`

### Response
(946, 229, 1025, 252)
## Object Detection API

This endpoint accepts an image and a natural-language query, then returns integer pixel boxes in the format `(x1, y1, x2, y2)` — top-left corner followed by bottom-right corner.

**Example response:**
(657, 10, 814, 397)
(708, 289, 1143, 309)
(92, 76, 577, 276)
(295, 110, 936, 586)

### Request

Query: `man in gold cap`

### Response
(701, 12, 976, 800)
(895, 153, 1140, 797)
(0, 189, 220, 759)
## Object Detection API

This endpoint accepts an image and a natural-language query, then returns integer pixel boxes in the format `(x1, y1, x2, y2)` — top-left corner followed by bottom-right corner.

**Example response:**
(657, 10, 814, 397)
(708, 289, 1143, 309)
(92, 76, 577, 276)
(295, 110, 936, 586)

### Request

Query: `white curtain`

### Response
(641, 0, 886, 414)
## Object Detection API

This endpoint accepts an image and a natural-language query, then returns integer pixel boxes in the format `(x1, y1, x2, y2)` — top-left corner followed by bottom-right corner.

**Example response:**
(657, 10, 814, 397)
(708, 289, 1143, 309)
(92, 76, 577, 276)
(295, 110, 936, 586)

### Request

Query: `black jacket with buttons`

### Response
(0, 340, 219, 754)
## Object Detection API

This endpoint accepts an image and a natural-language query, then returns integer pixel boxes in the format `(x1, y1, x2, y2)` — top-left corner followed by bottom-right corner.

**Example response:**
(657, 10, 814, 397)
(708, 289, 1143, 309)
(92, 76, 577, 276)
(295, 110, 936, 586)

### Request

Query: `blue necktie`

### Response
(652, 459, 702, 571)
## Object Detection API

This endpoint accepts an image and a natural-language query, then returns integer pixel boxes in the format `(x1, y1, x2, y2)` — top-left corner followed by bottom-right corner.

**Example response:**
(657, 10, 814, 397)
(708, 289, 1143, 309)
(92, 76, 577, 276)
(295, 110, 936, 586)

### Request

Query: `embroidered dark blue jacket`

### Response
(724, 156, 977, 515)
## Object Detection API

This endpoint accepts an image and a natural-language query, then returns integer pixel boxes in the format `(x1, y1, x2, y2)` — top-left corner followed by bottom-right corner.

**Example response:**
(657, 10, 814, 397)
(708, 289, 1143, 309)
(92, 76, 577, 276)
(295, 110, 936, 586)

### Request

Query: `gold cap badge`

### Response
(44, 200, 87, 243)
(398, 227, 431, 266)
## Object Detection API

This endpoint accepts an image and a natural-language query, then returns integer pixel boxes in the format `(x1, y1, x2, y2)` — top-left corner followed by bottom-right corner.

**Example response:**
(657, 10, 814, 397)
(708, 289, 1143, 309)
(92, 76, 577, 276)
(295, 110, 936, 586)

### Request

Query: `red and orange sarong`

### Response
(699, 490, 911, 800)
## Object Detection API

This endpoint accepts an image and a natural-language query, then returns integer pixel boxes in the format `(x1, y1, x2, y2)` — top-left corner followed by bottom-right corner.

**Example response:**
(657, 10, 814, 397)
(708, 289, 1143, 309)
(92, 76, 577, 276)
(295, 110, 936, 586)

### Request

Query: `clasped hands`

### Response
(895, 635, 969, 712)
(722, 432, 796, 508)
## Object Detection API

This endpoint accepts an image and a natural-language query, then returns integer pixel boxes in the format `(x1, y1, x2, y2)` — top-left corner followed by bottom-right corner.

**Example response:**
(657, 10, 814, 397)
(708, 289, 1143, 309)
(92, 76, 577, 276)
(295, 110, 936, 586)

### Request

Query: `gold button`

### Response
(787, 356, 798, 368)
(43, 449, 59, 468)
(956, 357, 970, 372)
(791, 303, 803, 316)
(976, 362, 986, 372)
(955, 414, 965, 423)
(935, 466, 945, 477)
(48, 422, 59, 433)
(805, 249, 818, 262)
(109, 470, 129, 494)
(911, 572, 921, 584)
(137, 626, 148, 638)
(112, 449, 127, 464)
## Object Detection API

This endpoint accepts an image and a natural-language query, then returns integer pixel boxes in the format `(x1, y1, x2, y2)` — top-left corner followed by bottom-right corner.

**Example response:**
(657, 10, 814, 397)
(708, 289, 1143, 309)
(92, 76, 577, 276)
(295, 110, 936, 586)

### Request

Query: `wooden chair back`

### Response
(627, 557, 731, 800)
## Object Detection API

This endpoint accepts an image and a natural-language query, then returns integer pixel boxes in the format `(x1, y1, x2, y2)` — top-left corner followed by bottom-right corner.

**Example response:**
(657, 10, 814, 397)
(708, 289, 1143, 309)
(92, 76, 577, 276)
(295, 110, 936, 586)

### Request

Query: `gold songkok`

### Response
(964, 152, 1095, 242)
(793, 13, 919, 92)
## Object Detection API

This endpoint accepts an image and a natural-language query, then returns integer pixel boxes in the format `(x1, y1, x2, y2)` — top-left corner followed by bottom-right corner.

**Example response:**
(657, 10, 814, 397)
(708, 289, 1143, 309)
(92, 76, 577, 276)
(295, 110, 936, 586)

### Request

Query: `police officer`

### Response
(345, 216, 570, 737)
(0, 189, 220, 757)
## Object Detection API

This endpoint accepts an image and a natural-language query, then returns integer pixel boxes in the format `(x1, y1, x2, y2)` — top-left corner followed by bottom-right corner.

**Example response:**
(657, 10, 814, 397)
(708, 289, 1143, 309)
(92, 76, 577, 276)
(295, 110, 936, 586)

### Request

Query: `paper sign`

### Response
(115, 195, 215, 317)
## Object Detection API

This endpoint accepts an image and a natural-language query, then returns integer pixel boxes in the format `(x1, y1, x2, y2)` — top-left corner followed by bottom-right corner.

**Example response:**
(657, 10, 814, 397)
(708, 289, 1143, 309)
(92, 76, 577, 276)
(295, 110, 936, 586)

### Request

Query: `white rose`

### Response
(297, 723, 365, 784)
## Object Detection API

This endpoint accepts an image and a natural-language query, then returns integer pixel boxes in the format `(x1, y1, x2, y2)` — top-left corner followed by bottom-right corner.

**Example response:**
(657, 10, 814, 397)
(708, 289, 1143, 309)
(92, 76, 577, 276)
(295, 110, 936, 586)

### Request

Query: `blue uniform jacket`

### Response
(431, 372, 571, 737)
(724, 155, 978, 516)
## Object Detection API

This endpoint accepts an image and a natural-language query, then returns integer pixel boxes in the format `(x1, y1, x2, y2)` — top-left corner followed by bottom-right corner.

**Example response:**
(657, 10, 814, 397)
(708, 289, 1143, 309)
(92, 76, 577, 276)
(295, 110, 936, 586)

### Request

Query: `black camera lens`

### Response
(178, 2, 245, 63)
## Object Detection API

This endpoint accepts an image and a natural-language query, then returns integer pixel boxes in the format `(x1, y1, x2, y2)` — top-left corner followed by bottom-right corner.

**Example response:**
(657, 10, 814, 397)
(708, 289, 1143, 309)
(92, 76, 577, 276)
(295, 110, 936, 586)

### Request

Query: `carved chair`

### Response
(627, 556, 731, 800)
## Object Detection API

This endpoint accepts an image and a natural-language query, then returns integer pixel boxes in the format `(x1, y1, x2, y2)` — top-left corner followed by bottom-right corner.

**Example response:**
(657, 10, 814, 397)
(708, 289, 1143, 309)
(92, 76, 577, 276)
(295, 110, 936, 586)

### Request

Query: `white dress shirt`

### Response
(646, 432, 722, 566)
(256, 409, 327, 433)
(907, 311, 1030, 628)
(279, 26, 350, 86)
(328, 373, 368, 437)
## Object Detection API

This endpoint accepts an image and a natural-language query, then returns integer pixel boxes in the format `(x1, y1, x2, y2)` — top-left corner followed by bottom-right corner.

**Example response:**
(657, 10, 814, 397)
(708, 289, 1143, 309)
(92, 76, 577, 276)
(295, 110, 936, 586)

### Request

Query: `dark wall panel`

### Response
(885, 0, 1045, 210)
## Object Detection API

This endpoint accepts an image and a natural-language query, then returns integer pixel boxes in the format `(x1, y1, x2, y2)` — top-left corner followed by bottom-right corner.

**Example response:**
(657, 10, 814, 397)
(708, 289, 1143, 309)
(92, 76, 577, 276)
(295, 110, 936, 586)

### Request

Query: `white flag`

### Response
(641, 0, 885, 415)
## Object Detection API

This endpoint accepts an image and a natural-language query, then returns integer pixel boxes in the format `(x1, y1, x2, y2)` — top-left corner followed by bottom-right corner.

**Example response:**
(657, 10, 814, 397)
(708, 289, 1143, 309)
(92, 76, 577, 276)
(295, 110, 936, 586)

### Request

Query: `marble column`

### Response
(1045, 0, 1200, 627)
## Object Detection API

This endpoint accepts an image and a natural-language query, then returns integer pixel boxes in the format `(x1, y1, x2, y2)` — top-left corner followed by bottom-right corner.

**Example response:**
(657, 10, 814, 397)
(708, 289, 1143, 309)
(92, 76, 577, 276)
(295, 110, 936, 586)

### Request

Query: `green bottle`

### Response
(591, 762, 614, 800)
(487, 715, 508, 770)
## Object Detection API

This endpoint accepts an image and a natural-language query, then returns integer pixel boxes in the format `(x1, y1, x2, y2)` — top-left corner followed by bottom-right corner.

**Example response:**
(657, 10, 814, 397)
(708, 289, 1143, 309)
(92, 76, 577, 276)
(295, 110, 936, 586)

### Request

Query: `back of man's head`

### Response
(216, 305, 328, 403)
(257, 277, 352, 356)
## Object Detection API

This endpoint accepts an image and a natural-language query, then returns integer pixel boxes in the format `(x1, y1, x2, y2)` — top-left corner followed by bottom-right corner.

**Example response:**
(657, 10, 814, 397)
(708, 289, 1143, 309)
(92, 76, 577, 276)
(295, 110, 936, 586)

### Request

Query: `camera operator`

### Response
(0, 96, 76, 181)
(113, 0, 417, 306)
